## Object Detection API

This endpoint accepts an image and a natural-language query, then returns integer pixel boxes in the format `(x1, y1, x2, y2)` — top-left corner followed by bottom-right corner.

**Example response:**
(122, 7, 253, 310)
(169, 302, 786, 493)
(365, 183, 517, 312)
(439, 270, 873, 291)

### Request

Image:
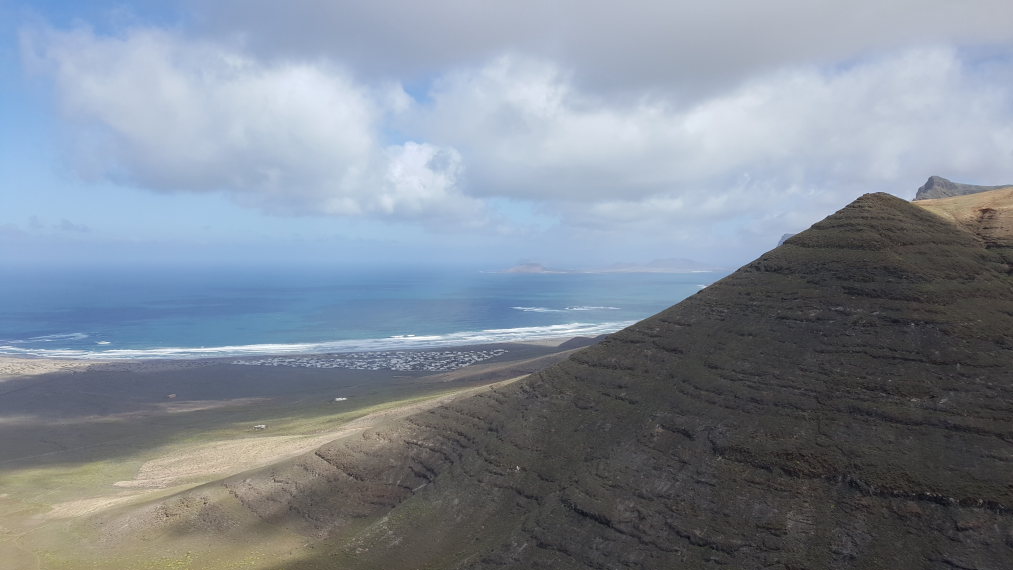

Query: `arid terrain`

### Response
(0, 341, 588, 569)
(4, 189, 1013, 569)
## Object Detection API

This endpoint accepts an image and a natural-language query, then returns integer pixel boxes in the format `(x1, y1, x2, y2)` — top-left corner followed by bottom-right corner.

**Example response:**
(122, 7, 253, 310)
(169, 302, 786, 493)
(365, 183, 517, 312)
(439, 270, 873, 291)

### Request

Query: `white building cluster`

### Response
(232, 349, 508, 372)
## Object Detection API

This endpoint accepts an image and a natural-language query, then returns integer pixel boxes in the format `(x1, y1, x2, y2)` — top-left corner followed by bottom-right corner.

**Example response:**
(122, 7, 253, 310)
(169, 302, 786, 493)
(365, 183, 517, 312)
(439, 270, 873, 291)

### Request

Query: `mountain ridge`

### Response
(97, 191, 1013, 569)
(914, 175, 1013, 200)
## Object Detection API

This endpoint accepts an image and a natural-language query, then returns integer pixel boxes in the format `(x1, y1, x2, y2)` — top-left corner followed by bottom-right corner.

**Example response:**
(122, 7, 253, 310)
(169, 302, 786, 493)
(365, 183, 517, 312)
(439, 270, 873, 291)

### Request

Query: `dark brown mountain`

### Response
(108, 191, 1013, 569)
(914, 175, 1012, 200)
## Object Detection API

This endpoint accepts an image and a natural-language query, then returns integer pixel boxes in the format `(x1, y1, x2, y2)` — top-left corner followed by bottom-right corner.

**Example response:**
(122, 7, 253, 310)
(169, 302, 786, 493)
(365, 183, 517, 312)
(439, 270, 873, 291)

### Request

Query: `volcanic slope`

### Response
(112, 192, 1013, 570)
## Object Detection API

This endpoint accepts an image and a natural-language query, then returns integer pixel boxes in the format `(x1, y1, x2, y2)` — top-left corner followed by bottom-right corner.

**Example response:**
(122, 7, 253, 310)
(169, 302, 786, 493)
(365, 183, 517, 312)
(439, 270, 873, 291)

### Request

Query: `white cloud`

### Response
(191, 0, 1013, 98)
(21, 25, 483, 223)
(413, 49, 1013, 236)
(18, 17, 1013, 256)
(380, 142, 476, 219)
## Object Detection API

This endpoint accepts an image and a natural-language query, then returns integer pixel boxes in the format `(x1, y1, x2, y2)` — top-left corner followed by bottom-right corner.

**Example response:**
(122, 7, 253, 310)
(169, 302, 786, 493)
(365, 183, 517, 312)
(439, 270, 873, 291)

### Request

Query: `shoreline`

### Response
(0, 335, 601, 379)
(0, 321, 629, 362)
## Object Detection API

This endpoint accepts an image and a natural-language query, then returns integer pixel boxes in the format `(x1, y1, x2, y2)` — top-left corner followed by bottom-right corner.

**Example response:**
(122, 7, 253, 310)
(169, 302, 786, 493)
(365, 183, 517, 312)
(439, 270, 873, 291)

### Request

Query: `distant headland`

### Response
(914, 175, 1013, 200)
(498, 258, 726, 274)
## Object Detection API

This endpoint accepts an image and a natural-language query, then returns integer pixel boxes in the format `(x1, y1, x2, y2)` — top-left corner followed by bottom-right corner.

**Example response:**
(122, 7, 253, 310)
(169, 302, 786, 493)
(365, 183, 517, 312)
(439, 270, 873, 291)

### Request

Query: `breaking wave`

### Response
(512, 306, 620, 313)
(0, 321, 634, 360)
(0, 332, 92, 345)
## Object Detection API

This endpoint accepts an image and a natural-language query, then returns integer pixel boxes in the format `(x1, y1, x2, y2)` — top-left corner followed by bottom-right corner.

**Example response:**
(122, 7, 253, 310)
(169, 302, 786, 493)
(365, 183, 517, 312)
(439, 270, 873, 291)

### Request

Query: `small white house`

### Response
(253, 424, 267, 430)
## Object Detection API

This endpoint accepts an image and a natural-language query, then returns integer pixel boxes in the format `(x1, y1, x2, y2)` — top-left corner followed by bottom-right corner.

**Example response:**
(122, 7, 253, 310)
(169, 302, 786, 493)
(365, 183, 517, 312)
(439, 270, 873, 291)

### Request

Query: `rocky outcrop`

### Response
(133, 192, 1013, 569)
(914, 175, 1012, 200)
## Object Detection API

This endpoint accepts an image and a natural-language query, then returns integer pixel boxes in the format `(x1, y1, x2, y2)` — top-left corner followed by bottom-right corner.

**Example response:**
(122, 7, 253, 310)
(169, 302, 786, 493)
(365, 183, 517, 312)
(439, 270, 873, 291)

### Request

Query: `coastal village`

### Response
(232, 348, 509, 372)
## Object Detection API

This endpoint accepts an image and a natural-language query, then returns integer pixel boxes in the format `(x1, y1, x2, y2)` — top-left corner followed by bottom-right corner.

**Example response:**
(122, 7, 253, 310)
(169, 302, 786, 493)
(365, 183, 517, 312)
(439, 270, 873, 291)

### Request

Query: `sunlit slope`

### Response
(915, 187, 1013, 270)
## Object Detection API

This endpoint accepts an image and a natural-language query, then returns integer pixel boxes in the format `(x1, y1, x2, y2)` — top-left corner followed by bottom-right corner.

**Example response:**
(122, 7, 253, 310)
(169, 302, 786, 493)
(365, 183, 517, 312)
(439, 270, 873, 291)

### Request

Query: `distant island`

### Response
(501, 262, 572, 274)
(499, 258, 726, 274)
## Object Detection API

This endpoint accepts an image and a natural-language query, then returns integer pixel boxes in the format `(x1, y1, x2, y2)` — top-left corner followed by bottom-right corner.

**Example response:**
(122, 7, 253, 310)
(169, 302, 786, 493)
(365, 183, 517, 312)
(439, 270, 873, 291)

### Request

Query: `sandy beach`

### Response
(0, 356, 95, 380)
(0, 335, 583, 378)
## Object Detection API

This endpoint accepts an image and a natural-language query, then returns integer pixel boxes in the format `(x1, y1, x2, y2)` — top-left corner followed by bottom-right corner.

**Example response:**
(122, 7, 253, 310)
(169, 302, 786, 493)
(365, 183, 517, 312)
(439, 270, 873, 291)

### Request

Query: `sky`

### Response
(2, 0, 1013, 269)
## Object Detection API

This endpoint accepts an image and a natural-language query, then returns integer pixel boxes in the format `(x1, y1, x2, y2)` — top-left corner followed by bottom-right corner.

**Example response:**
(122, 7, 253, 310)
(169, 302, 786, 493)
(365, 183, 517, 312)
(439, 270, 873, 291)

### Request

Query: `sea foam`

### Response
(0, 332, 91, 345)
(0, 321, 634, 360)
(512, 306, 620, 313)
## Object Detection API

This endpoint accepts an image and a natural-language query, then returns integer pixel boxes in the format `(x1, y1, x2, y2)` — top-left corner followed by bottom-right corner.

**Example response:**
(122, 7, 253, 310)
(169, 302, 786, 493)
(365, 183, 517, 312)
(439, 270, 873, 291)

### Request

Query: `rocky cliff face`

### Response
(123, 192, 1013, 569)
(914, 175, 1012, 200)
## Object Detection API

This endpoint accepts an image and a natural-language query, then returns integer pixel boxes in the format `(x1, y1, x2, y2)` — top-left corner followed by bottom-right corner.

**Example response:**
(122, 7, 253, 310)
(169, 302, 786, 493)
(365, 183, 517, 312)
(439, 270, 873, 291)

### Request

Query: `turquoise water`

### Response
(0, 265, 725, 359)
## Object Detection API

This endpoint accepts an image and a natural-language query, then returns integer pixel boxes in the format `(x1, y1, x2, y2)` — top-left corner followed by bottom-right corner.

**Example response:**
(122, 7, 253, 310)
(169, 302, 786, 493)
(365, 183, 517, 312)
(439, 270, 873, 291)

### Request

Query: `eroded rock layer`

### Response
(199, 193, 1013, 569)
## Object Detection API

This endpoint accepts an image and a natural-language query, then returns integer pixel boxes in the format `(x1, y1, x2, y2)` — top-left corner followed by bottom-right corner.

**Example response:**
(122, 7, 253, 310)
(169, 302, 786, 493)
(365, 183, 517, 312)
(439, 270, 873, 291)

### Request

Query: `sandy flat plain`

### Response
(0, 357, 95, 380)
(0, 339, 589, 569)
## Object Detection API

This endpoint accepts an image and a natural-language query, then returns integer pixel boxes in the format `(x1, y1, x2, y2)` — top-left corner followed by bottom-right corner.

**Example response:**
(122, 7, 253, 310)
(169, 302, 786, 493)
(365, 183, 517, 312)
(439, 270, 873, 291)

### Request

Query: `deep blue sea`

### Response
(0, 265, 726, 359)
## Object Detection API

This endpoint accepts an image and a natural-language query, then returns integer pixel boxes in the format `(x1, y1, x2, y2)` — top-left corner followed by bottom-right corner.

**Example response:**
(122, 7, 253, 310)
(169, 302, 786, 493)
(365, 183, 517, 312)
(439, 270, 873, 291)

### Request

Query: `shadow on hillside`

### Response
(0, 343, 566, 471)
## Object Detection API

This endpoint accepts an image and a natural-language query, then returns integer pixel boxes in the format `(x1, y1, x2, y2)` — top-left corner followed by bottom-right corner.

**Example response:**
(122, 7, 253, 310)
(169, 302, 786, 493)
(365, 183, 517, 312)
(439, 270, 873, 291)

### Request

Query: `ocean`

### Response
(0, 265, 726, 359)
